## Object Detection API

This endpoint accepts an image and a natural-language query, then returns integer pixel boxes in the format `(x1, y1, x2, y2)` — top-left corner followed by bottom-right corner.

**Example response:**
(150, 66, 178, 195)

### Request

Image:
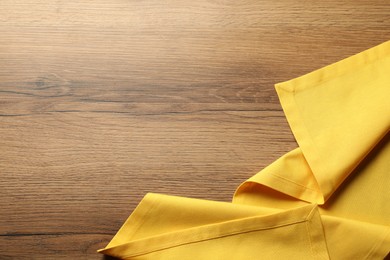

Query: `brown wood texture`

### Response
(0, 0, 389, 259)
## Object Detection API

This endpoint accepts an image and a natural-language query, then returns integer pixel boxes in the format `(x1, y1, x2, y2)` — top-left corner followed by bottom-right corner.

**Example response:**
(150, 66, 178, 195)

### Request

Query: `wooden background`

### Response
(0, 1, 388, 259)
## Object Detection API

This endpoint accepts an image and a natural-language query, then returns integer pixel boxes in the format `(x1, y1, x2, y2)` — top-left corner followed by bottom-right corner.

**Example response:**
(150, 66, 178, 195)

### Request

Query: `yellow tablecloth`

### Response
(99, 40, 390, 259)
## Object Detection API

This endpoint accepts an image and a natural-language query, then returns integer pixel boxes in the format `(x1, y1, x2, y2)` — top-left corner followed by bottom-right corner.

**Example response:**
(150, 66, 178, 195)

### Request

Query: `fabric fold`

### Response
(99, 193, 330, 259)
(235, 40, 390, 204)
(320, 215, 390, 259)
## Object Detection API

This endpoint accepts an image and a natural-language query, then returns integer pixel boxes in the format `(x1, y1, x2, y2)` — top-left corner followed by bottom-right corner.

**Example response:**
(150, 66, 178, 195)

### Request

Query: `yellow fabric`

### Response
(99, 41, 390, 259)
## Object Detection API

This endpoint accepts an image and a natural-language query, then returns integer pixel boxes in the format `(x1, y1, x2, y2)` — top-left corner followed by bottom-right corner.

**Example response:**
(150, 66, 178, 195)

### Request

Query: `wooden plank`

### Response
(0, 234, 113, 259)
(0, 0, 389, 258)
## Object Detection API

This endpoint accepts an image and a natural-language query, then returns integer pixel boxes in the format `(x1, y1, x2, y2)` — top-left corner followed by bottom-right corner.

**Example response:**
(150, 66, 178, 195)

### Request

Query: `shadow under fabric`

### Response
(98, 41, 390, 259)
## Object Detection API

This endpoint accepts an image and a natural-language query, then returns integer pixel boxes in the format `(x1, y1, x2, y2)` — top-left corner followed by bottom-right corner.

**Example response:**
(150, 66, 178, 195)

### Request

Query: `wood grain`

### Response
(0, 0, 389, 259)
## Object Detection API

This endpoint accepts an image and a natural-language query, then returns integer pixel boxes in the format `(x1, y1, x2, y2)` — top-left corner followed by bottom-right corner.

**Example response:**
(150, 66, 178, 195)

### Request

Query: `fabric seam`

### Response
(121, 219, 309, 258)
(364, 227, 390, 259)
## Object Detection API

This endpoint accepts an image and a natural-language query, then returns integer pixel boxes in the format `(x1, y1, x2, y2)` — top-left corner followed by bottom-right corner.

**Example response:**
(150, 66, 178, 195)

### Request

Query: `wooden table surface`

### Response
(0, 1, 389, 259)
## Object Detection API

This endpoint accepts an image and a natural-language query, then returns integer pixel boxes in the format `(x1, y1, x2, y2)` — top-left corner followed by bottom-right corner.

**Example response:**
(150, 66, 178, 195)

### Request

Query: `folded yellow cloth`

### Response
(99, 40, 390, 259)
